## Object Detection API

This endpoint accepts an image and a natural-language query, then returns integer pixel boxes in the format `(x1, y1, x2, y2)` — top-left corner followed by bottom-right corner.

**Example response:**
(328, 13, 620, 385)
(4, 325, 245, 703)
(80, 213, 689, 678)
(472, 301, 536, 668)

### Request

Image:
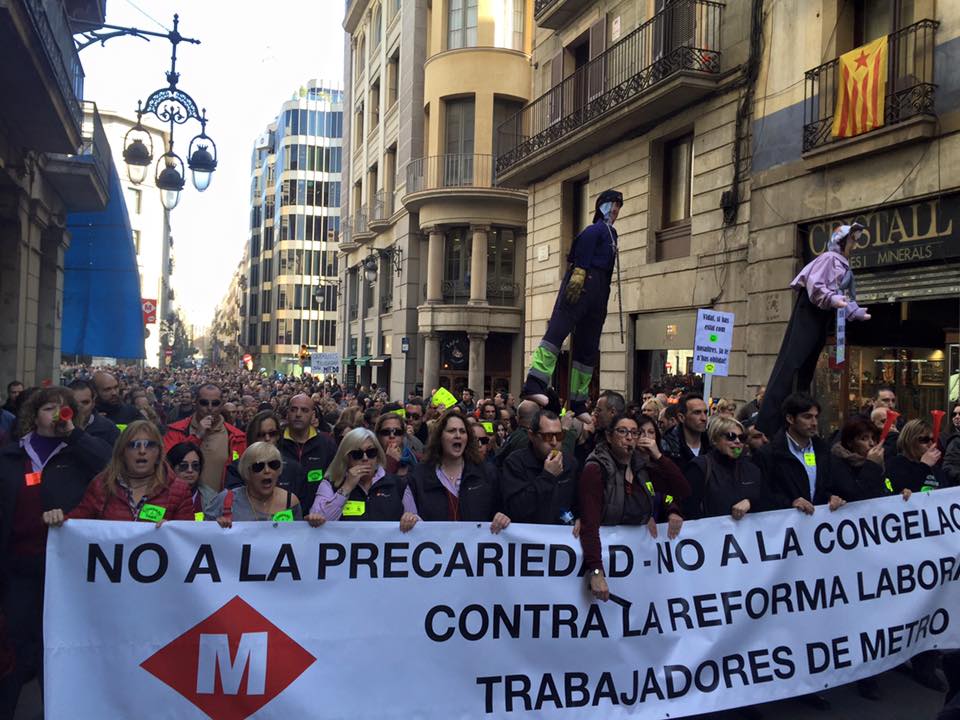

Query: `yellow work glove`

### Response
(564, 267, 587, 305)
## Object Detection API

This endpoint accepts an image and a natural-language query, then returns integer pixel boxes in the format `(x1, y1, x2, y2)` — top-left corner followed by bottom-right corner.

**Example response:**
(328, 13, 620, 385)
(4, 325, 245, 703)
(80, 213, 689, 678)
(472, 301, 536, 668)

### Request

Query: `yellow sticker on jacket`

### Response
(803, 452, 816, 467)
(343, 500, 366, 517)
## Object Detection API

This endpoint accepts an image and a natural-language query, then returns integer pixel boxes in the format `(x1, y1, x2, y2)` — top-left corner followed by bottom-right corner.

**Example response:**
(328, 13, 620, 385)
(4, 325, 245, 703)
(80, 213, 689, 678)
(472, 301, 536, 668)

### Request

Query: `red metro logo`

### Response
(141, 596, 316, 720)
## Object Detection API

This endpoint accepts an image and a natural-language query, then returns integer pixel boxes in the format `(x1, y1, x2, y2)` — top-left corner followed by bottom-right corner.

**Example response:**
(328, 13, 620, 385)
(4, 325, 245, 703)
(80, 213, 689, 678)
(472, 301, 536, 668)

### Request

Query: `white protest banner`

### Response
(45, 490, 960, 720)
(693, 308, 734, 377)
(310, 351, 341, 374)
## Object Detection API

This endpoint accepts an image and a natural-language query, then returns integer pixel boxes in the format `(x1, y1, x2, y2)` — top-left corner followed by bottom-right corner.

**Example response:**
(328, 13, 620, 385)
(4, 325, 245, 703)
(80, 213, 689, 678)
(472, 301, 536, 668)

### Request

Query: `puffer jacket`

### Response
(68, 469, 196, 522)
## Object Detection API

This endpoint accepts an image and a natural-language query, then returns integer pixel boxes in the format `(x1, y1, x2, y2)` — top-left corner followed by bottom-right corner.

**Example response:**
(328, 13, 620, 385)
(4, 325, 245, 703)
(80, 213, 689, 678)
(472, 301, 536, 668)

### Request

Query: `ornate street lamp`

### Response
(363, 254, 379, 283)
(76, 15, 216, 208)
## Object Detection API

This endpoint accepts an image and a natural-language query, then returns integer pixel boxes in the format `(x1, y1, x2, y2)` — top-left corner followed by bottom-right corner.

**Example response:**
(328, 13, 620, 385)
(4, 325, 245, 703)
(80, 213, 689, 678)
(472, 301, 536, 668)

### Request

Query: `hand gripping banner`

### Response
(45, 489, 960, 719)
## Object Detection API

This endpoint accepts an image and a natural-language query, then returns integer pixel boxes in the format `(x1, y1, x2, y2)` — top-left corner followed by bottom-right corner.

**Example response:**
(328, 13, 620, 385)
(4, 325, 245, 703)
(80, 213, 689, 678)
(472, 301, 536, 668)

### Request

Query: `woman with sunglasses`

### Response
(205, 442, 308, 526)
(223, 410, 305, 500)
(682, 417, 772, 521)
(408, 409, 511, 533)
(579, 413, 688, 602)
(374, 411, 419, 476)
(471, 420, 497, 470)
(43, 420, 195, 525)
(167, 441, 204, 512)
(310, 427, 418, 530)
(888, 419, 947, 494)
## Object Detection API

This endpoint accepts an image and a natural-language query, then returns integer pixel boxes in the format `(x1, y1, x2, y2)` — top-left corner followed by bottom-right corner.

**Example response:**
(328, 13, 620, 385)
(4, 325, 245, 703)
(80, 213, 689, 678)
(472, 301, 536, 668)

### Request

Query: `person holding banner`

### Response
(682, 417, 772, 521)
(205, 442, 305, 525)
(757, 223, 871, 437)
(408, 410, 510, 532)
(501, 410, 579, 526)
(829, 417, 907, 503)
(311, 427, 418, 530)
(42, 419, 194, 525)
(224, 411, 306, 503)
(578, 414, 688, 602)
(0, 386, 112, 715)
(888, 419, 947, 495)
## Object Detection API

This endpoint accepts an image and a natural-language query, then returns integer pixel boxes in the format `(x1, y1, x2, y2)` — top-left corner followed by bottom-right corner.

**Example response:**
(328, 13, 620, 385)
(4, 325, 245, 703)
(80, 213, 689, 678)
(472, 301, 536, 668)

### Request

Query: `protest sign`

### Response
(310, 352, 341, 375)
(45, 490, 960, 719)
(693, 309, 734, 377)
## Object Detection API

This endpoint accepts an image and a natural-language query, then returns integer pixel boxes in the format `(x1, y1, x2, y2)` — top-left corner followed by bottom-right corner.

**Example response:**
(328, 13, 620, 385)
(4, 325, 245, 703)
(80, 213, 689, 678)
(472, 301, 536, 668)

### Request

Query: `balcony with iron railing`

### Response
(402, 153, 525, 212)
(338, 216, 359, 252)
(421, 278, 521, 307)
(534, 0, 583, 30)
(802, 19, 938, 163)
(497, 0, 723, 186)
(1, 0, 86, 152)
(353, 204, 373, 242)
(46, 101, 110, 212)
(369, 188, 395, 231)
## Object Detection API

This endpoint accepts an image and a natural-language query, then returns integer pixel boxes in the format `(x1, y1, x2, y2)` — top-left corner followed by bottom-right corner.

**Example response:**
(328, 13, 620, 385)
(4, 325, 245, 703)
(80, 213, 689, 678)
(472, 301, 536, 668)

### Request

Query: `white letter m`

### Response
(197, 632, 268, 695)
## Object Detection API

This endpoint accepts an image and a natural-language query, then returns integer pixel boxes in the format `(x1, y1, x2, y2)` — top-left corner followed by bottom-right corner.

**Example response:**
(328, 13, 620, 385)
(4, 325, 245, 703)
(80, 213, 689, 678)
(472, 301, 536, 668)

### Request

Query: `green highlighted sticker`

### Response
(272, 509, 295, 522)
(709, 334, 718, 342)
(307, 469, 324, 483)
(705, 363, 716, 373)
(343, 500, 366, 517)
(139, 504, 166, 522)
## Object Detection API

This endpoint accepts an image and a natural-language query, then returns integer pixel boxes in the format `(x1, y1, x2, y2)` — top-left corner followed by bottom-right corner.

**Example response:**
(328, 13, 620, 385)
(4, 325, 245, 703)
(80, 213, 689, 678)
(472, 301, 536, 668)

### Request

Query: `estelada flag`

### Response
(831, 35, 888, 139)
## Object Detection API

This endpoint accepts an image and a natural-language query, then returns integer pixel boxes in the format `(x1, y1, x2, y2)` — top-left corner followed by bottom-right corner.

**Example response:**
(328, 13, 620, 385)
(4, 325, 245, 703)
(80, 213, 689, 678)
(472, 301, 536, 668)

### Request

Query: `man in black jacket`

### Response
(279, 393, 336, 511)
(501, 410, 579, 525)
(68, 379, 120, 447)
(92, 371, 141, 428)
(662, 394, 710, 473)
(755, 392, 844, 514)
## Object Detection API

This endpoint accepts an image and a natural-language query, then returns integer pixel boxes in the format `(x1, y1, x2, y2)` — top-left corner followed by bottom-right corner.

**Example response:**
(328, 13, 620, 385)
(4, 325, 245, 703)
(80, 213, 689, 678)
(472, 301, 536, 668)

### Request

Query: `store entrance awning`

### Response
(369, 355, 390, 366)
(62, 163, 145, 359)
(355, 356, 372, 366)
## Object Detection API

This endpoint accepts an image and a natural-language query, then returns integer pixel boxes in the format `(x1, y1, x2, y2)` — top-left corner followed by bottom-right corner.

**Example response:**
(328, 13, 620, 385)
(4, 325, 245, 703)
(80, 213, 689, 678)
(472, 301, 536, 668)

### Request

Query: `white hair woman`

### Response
(205, 442, 309, 526)
(310, 428, 419, 531)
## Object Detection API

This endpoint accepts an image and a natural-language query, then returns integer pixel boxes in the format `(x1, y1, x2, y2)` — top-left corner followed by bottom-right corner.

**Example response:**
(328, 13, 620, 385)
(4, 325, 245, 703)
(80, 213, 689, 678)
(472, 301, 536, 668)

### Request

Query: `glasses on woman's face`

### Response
(250, 459, 282, 473)
(257, 429, 280, 440)
(612, 427, 640, 439)
(176, 461, 201, 473)
(348, 448, 378, 461)
(953, 411, 960, 418)
(723, 432, 747, 443)
(378, 427, 404, 437)
(917, 436, 934, 445)
(127, 440, 160, 451)
(477, 436, 491, 445)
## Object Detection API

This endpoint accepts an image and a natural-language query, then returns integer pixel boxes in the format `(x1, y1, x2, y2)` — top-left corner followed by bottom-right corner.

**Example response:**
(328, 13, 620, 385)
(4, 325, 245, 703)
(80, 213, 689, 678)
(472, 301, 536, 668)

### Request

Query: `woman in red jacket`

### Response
(43, 420, 194, 525)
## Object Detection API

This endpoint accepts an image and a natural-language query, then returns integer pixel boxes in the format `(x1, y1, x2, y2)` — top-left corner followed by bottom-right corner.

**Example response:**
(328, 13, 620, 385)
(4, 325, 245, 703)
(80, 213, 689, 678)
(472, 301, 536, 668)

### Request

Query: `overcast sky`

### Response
(82, 0, 345, 329)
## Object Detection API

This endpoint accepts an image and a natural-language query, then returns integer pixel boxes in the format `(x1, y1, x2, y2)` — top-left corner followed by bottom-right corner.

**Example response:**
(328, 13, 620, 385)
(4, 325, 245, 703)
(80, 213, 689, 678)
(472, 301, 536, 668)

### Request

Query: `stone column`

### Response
(468, 333, 487, 396)
(426, 228, 444, 303)
(469, 225, 489, 305)
(36, 227, 66, 384)
(422, 332, 440, 396)
(510, 332, 525, 398)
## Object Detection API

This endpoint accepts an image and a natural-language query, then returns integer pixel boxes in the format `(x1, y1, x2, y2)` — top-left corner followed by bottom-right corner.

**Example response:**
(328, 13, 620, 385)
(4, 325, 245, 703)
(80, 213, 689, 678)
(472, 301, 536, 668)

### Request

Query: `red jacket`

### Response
(68, 471, 196, 522)
(163, 417, 247, 480)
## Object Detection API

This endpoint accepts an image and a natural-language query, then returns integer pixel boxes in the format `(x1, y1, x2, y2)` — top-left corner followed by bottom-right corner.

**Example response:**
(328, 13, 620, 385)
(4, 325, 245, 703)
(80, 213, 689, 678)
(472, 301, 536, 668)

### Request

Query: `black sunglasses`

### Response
(251, 459, 282, 473)
(349, 448, 378, 461)
(197, 399, 222, 407)
(406, 413, 422, 420)
(477, 436, 490, 445)
(917, 436, 934, 444)
(176, 461, 201, 472)
(723, 432, 748, 443)
(378, 428, 404, 437)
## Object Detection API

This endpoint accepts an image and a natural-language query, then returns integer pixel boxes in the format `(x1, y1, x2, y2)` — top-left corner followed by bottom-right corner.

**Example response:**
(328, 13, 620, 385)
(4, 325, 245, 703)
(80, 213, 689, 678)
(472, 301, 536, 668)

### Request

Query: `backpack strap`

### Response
(285, 489, 292, 509)
(222, 489, 235, 519)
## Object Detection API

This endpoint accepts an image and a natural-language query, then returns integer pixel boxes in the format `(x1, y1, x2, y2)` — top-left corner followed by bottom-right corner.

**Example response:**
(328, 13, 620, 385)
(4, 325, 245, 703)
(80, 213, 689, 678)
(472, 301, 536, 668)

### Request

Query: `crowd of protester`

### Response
(0, 367, 957, 718)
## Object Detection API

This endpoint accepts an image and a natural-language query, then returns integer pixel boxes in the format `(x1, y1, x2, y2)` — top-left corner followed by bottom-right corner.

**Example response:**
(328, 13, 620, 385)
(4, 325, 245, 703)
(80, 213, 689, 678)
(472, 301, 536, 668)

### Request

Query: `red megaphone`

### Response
(58, 406, 74, 422)
(878, 410, 900, 446)
(931, 410, 946, 448)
